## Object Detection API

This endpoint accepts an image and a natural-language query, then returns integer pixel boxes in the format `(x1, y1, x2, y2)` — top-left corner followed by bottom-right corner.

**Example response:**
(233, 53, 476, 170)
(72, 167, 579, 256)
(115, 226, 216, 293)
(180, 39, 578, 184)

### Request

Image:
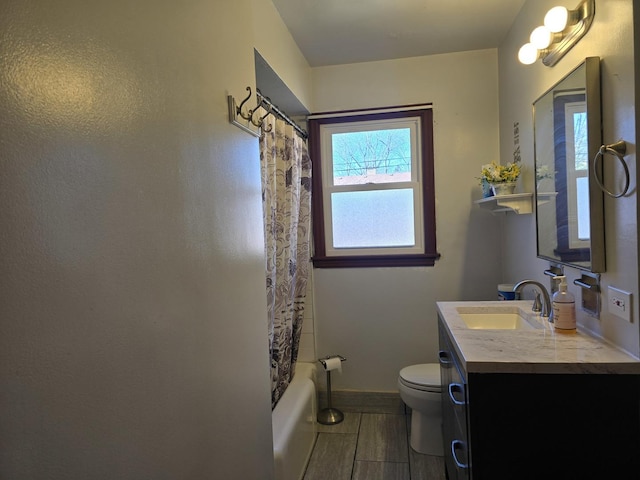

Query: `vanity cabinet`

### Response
(438, 316, 640, 479)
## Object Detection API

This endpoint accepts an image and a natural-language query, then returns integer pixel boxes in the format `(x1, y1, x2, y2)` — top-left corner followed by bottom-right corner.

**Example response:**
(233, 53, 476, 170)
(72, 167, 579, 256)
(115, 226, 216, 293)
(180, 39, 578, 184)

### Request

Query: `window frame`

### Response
(309, 107, 439, 268)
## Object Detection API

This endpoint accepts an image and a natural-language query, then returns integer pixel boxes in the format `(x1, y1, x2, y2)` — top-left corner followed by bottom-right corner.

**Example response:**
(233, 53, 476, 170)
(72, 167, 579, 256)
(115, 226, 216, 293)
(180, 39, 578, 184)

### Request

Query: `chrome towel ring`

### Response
(592, 140, 629, 198)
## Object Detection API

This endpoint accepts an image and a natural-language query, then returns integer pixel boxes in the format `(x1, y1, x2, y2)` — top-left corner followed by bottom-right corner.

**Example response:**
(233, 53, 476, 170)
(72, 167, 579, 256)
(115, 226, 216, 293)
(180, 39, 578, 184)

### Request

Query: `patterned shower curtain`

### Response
(259, 110, 312, 409)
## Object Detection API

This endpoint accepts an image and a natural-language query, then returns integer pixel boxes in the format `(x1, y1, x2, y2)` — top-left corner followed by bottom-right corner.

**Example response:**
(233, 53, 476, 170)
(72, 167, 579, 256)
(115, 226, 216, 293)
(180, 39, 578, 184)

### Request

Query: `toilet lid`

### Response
(399, 364, 442, 392)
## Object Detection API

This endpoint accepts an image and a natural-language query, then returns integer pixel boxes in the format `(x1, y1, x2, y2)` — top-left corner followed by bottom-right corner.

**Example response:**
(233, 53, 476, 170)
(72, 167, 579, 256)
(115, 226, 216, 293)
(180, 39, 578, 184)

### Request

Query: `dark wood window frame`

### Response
(309, 107, 439, 268)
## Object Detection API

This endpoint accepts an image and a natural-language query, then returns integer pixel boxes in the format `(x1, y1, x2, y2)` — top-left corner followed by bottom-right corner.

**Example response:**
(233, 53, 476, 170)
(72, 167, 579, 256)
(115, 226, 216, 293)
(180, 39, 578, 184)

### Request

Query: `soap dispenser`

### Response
(552, 276, 576, 333)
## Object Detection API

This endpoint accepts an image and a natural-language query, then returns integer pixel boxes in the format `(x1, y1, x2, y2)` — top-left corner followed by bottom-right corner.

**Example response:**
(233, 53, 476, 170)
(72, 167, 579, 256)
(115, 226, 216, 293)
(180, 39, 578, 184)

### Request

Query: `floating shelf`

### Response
(474, 193, 533, 214)
(536, 192, 558, 206)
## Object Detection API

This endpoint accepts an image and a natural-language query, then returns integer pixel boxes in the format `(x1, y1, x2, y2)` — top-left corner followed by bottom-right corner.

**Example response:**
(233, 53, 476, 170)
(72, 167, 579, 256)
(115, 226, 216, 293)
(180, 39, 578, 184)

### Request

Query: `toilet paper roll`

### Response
(323, 357, 342, 374)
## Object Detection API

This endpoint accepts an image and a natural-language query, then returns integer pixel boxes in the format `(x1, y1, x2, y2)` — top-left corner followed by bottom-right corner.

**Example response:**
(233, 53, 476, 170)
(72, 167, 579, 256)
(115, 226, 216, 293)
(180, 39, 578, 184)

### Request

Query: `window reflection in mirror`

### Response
(533, 57, 605, 272)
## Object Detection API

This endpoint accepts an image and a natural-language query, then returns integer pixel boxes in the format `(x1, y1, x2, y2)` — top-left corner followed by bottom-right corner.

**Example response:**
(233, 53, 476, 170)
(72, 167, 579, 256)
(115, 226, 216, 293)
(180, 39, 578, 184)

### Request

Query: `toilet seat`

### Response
(399, 364, 442, 393)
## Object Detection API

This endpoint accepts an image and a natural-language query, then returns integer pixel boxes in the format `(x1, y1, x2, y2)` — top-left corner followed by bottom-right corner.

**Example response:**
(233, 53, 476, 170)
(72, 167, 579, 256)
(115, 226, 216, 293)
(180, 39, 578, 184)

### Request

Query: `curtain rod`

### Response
(257, 89, 308, 140)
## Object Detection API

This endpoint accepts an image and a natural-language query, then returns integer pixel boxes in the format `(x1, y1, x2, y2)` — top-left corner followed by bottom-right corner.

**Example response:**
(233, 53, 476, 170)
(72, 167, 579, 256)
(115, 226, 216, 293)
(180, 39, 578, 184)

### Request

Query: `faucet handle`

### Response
(532, 292, 542, 312)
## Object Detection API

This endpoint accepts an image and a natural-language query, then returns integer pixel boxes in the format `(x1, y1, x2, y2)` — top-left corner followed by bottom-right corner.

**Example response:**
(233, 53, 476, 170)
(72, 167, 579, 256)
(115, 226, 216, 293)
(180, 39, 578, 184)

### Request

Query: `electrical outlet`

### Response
(608, 286, 632, 323)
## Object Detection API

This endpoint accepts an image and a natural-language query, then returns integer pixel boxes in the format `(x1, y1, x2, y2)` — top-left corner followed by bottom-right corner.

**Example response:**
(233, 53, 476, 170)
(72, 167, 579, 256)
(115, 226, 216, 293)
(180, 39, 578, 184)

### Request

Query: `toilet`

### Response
(397, 363, 443, 456)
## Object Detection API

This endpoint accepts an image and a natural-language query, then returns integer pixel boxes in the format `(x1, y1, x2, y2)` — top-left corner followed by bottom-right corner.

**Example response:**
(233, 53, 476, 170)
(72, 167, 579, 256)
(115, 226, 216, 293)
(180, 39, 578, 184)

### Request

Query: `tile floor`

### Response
(302, 412, 446, 480)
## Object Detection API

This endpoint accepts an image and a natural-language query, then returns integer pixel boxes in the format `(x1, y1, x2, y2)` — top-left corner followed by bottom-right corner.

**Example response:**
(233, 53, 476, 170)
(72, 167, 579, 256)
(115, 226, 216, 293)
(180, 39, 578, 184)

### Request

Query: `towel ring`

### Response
(592, 140, 629, 198)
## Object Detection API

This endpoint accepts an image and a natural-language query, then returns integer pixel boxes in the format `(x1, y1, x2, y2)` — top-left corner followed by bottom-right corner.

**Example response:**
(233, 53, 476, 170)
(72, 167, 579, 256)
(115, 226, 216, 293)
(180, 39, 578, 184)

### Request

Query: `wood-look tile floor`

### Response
(303, 413, 446, 480)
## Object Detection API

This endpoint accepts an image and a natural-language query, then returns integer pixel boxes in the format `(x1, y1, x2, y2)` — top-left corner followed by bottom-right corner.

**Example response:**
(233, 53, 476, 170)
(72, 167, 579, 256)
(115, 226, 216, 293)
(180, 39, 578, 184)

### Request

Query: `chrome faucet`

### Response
(513, 280, 553, 321)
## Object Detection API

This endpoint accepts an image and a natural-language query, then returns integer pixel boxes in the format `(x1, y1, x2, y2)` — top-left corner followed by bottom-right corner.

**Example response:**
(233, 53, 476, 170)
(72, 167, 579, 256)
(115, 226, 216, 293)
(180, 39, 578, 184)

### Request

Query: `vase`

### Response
(481, 179, 494, 198)
(490, 182, 516, 196)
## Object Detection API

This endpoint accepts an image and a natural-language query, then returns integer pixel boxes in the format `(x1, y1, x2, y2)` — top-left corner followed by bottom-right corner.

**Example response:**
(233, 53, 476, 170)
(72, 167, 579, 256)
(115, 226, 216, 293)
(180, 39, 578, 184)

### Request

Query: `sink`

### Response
(456, 306, 542, 330)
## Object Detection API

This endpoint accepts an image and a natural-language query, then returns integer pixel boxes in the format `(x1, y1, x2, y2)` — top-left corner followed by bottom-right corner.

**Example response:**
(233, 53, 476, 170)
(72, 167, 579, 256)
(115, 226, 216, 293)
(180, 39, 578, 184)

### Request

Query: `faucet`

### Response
(513, 280, 553, 321)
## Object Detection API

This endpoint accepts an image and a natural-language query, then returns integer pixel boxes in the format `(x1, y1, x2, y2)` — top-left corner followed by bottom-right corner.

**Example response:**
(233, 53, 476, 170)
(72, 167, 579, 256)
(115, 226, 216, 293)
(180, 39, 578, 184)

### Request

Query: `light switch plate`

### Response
(608, 286, 632, 323)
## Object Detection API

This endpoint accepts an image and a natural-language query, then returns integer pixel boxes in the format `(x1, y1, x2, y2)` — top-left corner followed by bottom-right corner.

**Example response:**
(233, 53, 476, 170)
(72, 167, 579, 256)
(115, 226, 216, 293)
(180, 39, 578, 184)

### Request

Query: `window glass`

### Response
(332, 128, 412, 184)
(331, 189, 415, 248)
(565, 102, 589, 248)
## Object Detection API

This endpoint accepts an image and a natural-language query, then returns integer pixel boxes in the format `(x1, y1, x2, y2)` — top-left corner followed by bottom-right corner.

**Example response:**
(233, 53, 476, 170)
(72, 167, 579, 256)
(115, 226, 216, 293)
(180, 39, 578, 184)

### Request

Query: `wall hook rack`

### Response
(228, 86, 261, 137)
(228, 85, 307, 139)
(227, 86, 278, 137)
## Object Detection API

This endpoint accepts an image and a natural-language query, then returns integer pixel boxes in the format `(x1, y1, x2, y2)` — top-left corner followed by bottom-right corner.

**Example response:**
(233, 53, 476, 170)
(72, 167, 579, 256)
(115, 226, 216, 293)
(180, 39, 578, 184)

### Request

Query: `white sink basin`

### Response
(456, 307, 542, 330)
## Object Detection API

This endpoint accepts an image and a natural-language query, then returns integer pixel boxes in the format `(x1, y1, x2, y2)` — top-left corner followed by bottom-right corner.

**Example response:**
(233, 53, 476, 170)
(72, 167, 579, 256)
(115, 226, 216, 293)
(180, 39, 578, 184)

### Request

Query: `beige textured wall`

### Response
(499, 0, 638, 356)
(0, 1, 274, 478)
(310, 49, 505, 391)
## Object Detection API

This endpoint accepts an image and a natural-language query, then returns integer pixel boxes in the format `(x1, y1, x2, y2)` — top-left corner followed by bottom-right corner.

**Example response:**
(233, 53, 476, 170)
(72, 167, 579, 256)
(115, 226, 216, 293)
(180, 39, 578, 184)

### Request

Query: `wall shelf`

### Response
(536, 191, 557, 206)
(474, 193, 533, 214)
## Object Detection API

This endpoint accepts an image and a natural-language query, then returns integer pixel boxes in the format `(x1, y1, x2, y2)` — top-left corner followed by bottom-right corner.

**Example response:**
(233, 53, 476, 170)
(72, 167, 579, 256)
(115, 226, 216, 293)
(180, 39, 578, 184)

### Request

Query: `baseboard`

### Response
(317, 390, 406, 415)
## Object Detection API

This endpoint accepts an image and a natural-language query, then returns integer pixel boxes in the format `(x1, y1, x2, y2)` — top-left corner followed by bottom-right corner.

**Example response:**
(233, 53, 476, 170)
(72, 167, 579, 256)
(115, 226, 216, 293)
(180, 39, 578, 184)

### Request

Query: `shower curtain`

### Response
(259, 110, 312, 409)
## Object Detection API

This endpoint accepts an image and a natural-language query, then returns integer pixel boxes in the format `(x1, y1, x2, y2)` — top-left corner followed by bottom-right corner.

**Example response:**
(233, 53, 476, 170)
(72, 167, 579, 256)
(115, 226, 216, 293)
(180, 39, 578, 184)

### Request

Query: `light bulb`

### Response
(518, 43, 539, 65)
(544, 6, 569, 33)
(530, 26, 552, 49)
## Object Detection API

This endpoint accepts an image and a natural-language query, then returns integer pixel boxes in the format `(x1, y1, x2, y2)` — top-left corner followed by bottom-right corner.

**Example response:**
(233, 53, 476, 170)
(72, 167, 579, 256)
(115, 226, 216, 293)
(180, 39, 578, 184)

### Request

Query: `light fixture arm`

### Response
(542, 0, 595, 67)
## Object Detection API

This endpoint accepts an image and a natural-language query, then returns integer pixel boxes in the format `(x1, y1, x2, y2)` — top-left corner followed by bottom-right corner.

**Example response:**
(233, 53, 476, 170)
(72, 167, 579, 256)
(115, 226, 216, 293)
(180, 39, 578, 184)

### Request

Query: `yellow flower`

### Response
(479, 161, 520, 184)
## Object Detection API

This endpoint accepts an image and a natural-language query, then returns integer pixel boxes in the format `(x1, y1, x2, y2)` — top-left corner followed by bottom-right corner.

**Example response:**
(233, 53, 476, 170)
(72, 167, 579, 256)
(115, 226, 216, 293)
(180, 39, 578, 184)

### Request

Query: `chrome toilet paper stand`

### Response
(317, 355, 346, 425)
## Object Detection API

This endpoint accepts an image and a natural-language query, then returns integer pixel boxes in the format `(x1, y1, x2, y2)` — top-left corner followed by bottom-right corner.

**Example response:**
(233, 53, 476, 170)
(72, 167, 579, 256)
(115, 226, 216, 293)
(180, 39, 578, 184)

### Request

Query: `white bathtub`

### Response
(272, 362, 318, 480)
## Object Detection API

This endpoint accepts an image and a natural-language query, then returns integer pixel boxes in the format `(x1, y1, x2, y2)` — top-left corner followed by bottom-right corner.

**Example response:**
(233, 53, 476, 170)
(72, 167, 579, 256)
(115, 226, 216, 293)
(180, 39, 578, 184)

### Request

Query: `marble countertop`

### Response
(437, 300, 640, 374)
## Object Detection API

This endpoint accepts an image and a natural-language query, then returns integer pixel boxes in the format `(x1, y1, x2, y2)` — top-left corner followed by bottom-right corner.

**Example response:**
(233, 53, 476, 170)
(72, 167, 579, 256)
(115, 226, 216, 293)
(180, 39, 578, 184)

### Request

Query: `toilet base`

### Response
(409, 410, 444, 456)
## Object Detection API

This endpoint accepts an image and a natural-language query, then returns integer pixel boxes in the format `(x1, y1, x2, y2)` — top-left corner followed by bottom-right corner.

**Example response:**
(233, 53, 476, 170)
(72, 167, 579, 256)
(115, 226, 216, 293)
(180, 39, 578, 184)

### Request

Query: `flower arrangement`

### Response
(535, 165, 554, 182)
(479, 161, 521, 184)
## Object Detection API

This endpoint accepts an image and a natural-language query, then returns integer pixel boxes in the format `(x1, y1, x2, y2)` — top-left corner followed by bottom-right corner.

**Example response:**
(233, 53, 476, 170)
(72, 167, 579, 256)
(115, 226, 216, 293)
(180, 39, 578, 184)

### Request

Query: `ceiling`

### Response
(271, 0, 526, 67)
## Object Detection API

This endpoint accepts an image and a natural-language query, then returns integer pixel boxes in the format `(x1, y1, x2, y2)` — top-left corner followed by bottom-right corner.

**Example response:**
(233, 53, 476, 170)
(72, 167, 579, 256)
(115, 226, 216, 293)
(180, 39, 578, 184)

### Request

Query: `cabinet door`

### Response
(439, 321, 471, 480)
(438, 325, 456, 478)
(448, 353, 470, 480)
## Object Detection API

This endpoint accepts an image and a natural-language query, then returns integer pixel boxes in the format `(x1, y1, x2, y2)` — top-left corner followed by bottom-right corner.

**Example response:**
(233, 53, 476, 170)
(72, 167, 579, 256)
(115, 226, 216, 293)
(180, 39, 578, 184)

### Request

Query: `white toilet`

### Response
(397, 363, 443, 456)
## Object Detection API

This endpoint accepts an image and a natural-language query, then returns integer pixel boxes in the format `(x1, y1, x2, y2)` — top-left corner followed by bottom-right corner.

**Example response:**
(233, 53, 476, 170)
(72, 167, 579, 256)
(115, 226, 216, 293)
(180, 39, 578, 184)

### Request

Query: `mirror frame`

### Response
(533, 57, 605, 272)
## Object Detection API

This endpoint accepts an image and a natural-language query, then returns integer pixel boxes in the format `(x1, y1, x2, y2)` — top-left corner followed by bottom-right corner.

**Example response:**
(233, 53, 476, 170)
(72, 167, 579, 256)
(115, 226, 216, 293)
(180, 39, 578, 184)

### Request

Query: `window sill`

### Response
(312, 253, 440, 268)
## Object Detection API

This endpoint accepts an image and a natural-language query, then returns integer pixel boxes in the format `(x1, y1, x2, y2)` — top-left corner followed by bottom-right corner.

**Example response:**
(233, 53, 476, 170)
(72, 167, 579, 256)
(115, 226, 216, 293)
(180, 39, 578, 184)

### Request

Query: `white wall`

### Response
(499, 0, 639, 356)
(310, 50, 505, 391)
(0, 1, 275, 478)
(298, 278, 317, 362)
(251, 0, 313, 111)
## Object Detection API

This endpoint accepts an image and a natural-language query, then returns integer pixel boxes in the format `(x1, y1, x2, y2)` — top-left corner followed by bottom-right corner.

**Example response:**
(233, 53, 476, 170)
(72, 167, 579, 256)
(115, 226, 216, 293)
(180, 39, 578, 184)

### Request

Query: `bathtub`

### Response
(272, 362, 318, 480)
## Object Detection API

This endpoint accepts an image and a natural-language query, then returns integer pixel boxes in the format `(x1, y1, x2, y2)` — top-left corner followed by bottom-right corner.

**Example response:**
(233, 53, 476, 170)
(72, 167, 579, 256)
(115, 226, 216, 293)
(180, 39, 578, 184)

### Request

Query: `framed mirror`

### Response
(533, 57, 605, 272)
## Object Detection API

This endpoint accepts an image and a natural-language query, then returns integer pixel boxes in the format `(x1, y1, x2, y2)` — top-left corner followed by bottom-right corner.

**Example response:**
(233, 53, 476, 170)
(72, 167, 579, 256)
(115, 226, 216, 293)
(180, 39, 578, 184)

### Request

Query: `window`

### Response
(309, 107, 438, 268)
(551, 92, 589, 262)
(564, 101, 589, 245)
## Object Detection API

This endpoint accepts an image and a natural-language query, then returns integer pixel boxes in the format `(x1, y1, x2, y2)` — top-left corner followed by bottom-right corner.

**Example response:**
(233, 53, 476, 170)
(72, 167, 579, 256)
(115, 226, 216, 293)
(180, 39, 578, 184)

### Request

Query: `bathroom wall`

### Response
(310, 49, 505, 391)
(0, 1, 277, 478)
(298, 278, 317, 363)
(251, 0, 313, 112)
(498, 0, 639, 356)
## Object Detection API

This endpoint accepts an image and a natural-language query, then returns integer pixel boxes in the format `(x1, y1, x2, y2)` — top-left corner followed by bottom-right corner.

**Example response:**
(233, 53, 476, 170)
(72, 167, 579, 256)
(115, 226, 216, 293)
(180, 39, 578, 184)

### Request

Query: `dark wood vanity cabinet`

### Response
(438, 317, 640, 480)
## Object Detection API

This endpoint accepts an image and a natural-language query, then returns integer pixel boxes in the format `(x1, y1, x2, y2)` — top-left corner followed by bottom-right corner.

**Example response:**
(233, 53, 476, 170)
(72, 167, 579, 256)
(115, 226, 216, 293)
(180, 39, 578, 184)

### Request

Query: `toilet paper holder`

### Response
(317, 355, 346, 425)
(318, 355, 346, 369)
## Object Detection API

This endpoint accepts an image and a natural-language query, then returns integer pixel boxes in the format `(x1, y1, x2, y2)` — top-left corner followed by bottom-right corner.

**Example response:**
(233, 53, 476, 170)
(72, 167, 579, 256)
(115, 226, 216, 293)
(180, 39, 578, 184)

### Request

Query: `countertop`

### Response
(437, 300, 640, 374)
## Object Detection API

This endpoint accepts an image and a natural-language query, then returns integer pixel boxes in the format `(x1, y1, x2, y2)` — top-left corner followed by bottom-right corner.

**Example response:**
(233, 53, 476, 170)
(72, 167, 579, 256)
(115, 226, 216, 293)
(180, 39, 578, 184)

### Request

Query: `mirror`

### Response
(533, 57, 605, 272)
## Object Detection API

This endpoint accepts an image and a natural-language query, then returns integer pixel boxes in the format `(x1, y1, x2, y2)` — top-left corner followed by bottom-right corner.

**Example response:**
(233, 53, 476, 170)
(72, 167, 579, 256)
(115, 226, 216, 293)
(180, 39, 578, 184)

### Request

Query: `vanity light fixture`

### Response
(518, 0, 595, 67)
